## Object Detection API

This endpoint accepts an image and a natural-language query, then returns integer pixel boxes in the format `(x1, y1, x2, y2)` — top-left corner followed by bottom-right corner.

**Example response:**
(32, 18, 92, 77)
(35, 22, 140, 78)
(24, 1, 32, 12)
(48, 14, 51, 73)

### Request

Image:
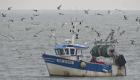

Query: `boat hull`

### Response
(42, 54, 126, 77)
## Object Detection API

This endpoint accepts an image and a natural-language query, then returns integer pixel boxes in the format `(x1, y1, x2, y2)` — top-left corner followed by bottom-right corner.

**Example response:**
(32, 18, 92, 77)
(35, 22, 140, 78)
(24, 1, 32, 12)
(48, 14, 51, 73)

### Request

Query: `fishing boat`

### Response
(42, 24, 126, 77)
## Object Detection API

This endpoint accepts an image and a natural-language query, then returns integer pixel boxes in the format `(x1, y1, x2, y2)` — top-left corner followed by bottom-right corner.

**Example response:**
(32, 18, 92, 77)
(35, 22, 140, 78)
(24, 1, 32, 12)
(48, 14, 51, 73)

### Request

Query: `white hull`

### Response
(46, 63, 126, 77)
(46, 63, 114, 77)
(43, 54, 126, 77)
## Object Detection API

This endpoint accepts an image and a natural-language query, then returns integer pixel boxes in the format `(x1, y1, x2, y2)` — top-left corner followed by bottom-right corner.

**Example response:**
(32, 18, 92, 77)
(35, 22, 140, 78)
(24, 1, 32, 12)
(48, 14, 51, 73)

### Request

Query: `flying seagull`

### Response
(33, 29, 44, 37)
(25, 27, 32, 31)
(71, 22, 74, 25)
(79, 21, 83, 25)
(21, 18, 25, 21)
(8, 19, 14, 22)
(1, 13, 6, 17)
(95, 30, 101, 37)
(130, 40, 135, 45)
(120, 30, 125, 36)
(33, 14, 39, 16)
(123, 15, 128, 20)
(79, 21, 82, 25)
(30, 17, 34, 20)
(57, 5, 62, 10)
(33, 9, 38, 12)
(8, 7, 12, 10)
(136, 17, 139, 22)
(96, 13, 103, 16)
(58, 13, 64, 15)
(85, 25, 90, 28)
(84, 10, 89, 14)
(91, 27, 94, 31)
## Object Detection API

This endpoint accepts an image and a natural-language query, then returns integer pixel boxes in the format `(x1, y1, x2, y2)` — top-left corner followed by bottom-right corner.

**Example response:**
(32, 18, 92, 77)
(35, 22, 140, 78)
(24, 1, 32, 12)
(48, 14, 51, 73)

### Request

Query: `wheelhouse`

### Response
(54, 44, 88, 56)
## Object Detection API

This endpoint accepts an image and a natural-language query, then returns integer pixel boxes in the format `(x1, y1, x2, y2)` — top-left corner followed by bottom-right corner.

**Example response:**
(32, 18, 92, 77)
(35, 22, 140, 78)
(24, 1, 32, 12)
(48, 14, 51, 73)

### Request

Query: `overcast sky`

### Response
(0, 0, 140, 10)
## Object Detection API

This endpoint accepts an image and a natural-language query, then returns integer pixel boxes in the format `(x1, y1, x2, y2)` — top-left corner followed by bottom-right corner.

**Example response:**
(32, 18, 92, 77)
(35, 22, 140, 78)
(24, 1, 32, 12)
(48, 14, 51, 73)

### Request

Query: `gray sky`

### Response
(0, 0, 140, 10)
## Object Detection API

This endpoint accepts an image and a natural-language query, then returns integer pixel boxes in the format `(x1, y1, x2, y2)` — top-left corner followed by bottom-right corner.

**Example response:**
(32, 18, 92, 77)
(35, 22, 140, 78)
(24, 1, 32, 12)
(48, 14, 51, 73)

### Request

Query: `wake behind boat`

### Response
(42, 22, 126, 77)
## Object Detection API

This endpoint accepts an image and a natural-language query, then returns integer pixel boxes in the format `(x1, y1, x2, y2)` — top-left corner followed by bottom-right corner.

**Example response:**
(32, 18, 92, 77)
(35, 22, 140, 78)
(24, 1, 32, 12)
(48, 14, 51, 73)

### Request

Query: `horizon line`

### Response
(0, 9, 140, 11)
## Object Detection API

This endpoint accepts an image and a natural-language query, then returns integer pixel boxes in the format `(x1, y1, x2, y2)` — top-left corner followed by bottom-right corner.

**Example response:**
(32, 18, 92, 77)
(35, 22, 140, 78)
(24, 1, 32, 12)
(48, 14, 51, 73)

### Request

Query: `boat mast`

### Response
(71, 25, 76, 45)
(70, 21, 79, 45)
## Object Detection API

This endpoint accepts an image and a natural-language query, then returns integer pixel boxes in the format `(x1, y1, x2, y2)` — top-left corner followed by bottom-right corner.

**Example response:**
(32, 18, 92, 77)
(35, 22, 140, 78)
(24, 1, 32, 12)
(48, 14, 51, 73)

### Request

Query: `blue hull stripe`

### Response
(42, 54, 112, 72)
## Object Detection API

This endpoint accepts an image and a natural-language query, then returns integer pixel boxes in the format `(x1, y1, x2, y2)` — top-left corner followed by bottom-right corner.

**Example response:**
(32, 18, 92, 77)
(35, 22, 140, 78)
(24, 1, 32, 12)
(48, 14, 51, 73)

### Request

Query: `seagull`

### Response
(70, 29, 74, 33)
(114, 39, 119, 44)
(72, 26, 75, 29)
(71, 22, 74, 25)
(33, 35, 38, 37)
(8, 19, 14, 22)
(25, 27, 32, 31)
(57, 5, 62, 10)
(33, 29, 44, 37)
(33, 9, 38, 12)
(0, 33, 15, 40)
(70, 29, 72, 32)
(85, 26, 90, 28)
(58, 13, 64, 15)
(33, 14, 39, 16)
(8, 7, 12, 10)
(91, 27, 94, 31)
(8, 34, 15, 39)
(30, 17, 34, 20)
(120, 30, 125, 36)
(95, 30, 101, 37)
(96, 13, 103, 16)
(50, 28, 56, 32)
(123, 15, 128, 20)
(77, 29, 80, 32)
(79, 21, 82, 25)
(1, 13, 6, 17)
(48, 32, 56, 39)
(0, 33, 10, 40)
(84, 10, 89, 14)
(75, 33, 79, 39)
(136, 17, 139, 22)
(21, 18, 25, 21)
(130, 40, 135, 45)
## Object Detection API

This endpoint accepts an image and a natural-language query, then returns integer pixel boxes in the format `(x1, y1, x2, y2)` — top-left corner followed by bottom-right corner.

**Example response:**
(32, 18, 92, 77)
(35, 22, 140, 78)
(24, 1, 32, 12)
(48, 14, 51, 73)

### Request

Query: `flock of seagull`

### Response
(1, 7, 39, 23)
(0, 6, 140, 46)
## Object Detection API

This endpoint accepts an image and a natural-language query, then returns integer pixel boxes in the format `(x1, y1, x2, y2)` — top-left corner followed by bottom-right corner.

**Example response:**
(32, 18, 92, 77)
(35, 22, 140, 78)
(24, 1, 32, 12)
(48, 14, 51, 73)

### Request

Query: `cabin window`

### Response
(55, 49, 58, 55)
(59, 49, 64, 55)
(65, 49, 69, 55)
(55, 49, 64, 55)
(70, 49, 75, 55)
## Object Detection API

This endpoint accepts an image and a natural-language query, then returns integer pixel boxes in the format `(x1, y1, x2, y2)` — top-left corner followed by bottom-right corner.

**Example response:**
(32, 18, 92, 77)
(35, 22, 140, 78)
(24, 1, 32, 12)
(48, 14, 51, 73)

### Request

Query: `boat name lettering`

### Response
(57, 59, 74, 64)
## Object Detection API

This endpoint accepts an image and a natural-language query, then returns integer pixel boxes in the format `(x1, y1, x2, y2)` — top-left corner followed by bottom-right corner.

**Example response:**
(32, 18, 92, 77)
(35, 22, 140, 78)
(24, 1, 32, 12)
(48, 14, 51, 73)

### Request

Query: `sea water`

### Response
(0, 10, 140, 80)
